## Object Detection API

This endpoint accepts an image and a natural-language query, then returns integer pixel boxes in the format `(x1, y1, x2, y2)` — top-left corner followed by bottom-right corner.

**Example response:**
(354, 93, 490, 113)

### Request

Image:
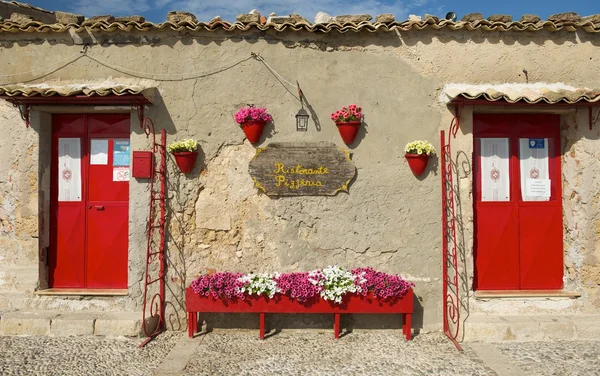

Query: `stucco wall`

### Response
(0, 27, 598, 331)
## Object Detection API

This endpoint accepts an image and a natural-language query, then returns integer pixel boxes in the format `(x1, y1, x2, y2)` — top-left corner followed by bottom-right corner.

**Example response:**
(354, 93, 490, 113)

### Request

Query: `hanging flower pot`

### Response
(173, 151, 198, 174)
(336, 121, 361, 144)
(234, 106, 273, 144)
(331, 104, 362, 145)
(404, 140, 436, 177)
(405, 154, 429, 176)
(167, 139, 199, 174)
(241, 120, 266, 144)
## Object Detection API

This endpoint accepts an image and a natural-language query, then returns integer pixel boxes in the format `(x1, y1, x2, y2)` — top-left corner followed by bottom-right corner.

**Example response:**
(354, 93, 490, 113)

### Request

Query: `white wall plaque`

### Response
(58, 138, 82, 202)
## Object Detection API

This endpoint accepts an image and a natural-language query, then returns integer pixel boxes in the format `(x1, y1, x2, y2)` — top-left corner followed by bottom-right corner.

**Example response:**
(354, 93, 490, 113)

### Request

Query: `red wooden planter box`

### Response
(186, 287, 414, 340)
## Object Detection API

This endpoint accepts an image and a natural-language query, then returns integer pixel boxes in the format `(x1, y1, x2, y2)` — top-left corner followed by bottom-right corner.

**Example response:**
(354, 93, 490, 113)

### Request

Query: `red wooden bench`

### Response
(186, 287, 414, 340)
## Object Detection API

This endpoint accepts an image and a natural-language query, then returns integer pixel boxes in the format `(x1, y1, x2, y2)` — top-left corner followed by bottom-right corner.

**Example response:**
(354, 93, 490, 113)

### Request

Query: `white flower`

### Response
(405, 140, 436, 155)
(167, 139, 198, 153)
(238, 273, 280, 298)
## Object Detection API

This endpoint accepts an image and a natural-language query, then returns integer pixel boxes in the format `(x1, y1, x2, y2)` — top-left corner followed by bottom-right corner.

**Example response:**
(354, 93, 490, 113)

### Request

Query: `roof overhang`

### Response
(0, 85, 156, 106)
(441, 83, 600, 106)
(0, 84, 156, 127)
(441, 83, 600, 130)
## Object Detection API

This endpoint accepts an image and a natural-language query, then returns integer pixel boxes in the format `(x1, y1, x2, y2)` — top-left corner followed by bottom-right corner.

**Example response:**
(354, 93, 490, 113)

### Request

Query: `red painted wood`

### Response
(403, 313, 411, 340)
(50, 115, 86, 288)
(186, 288, 413, 314)
(474, 114, 563, 291)
(50, 114, 129, 289)
(186, 287, 414, 340)
(334, 313, 340, 339)
(259, 313, 265, 339)
(86, 115, 129, 289)
(188, 312, 194, 337)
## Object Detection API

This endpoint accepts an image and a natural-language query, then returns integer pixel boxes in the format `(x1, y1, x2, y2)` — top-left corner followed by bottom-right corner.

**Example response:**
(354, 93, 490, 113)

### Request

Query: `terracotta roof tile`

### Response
(441, 83, 600, 104)
(0, 16, 599, 34)
(0, 84, 156, 101)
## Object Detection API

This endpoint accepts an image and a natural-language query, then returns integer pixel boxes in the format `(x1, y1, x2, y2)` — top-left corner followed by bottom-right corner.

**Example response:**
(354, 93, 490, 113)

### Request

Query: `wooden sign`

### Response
(248, 142, 356, 196)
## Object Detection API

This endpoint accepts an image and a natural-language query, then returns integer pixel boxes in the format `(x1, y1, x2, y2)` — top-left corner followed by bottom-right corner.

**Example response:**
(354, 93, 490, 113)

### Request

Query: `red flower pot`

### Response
(241, 120, 266, 143)
(405, 153, 429, 176)
(173, 151, 198, 174)
(336, 121, 361, 144)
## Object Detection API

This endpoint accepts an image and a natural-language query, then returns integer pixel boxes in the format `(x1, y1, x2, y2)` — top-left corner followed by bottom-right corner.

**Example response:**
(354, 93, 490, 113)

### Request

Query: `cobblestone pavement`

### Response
(0, 332, 178, 376)
(0, 331, 599, 376)
(495, 340, 600, 376)
(185, 331, 494, 376)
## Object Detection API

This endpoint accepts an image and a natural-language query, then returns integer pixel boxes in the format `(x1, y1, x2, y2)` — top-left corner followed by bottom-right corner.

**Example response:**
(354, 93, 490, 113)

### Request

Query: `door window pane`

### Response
(58, 138, 82, 202)
(480, 138, 510, 202)
(519, 138, 550, 202)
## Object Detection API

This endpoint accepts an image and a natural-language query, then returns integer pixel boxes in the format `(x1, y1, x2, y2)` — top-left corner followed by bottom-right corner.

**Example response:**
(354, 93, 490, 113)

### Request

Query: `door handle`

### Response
(88, 205, 105, 210)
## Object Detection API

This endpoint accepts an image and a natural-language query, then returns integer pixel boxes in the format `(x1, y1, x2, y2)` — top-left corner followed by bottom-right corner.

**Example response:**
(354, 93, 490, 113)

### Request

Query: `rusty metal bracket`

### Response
(12, 101, 30, 128)
(589, 107, 600, 130)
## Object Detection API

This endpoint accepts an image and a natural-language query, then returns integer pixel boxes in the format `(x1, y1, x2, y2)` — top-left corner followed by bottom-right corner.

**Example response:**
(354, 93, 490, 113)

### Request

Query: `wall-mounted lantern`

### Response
(296, 108, 309, 132)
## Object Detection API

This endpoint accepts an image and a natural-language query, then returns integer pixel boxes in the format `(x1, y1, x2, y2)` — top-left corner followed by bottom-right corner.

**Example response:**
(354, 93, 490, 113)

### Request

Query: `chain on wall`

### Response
(137, 105, 167, 347)
(440, 107, 463, 351)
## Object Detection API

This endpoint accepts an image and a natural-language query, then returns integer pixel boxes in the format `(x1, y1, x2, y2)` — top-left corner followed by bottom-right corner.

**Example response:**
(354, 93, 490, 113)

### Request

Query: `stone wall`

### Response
(0, 27, 598, 331)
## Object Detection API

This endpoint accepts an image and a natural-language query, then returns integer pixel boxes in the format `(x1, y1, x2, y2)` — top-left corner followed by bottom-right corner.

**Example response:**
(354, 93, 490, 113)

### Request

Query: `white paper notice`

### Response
(90, 139, 108, 165)
(480, 138, 510, 202)
(526, 179, 551, 198)
(519, 138, 550, 201)
(113, 167, 130, 182)
(58, 138, 82, 201)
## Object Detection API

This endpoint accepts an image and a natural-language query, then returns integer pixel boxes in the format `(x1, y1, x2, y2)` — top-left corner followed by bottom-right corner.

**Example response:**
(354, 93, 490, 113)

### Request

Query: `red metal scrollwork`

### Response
(136, 104, 167, 347)
(440, 105, 463, 351)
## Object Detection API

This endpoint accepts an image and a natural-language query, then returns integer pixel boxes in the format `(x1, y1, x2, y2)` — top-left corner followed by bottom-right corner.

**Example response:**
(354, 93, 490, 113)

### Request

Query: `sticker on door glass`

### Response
(480, 138, 510, 202)
(113, 140, 130, 167)
(90, 139, 108, 165)
(519, 138, 550, 201)
(528, 138, 545, 149)
(113, 167, 130, 182)
(58, 138, 82, 201)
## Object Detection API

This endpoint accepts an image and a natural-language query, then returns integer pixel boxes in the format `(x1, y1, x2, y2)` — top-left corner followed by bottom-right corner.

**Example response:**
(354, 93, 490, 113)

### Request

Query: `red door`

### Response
(50, 114, 130, 289)
(474, 114, 563, 290)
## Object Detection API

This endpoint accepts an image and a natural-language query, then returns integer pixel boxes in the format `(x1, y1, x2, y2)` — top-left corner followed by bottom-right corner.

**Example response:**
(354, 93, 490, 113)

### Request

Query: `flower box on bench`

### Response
(186, 286, 414, 340)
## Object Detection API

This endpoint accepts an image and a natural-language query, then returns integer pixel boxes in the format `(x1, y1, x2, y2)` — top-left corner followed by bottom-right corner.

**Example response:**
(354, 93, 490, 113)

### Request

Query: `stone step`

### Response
(0, 311, 144, 337)
(463, 314, 600, 342)
(22, 293, 137, 313)
(0, 291, 27, 311)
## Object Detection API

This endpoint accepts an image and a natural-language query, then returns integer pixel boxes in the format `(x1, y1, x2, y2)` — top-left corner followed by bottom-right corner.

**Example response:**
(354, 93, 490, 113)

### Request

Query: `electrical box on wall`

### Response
(132, 151, 153, 178)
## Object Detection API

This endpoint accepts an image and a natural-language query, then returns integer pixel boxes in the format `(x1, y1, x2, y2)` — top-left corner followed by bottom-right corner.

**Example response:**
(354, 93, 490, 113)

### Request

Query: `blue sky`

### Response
(23, 0, 598, 23)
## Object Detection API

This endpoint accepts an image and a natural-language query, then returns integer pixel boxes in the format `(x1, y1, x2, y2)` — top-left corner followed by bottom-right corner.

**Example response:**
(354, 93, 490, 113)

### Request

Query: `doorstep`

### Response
(0, 311, 142, 337)
(474, 290, 581, 299)
(463, 314, 600, 342)
(35, 288, 129, 296)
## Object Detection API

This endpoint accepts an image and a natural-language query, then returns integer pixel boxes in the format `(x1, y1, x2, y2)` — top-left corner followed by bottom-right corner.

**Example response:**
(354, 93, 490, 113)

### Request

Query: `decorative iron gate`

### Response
(137, 109, 167, 347)
(440, 110, 463, 351)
